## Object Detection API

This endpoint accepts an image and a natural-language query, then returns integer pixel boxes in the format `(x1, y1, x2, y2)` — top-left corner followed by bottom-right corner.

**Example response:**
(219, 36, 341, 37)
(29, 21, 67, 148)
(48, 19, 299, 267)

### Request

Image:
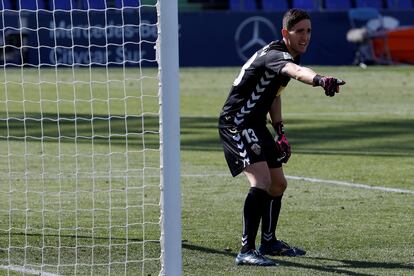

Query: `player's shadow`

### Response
(182, 241, 414, 275)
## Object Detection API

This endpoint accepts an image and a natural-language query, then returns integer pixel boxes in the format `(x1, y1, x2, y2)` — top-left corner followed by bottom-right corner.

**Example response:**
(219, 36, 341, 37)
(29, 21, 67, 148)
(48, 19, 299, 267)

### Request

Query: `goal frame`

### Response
(157, 1, 182, 275)
(0, 0, 182, 275)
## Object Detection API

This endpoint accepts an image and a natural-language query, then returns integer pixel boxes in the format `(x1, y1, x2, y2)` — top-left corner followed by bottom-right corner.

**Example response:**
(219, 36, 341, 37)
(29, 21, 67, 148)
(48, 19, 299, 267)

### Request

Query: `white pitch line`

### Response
(286, 111, 414, 116)
(285, 175, 414, 195)
(181, 173, 414, 195)
(0, 265, 60, 276)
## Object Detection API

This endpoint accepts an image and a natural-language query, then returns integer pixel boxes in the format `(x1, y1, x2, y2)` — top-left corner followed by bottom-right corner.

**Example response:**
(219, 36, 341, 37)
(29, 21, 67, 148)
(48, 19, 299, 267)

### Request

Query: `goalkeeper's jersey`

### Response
(218, 40, 300, 129)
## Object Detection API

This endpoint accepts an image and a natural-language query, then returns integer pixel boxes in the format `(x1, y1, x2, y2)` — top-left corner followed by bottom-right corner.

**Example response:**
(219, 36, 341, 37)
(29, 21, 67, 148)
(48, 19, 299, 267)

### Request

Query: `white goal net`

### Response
(0, 1, 180, 275)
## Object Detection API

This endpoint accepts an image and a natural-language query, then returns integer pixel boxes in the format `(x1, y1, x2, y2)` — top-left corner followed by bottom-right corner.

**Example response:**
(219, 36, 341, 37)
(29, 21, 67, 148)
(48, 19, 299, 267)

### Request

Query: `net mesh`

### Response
(0, 1, 161, 275)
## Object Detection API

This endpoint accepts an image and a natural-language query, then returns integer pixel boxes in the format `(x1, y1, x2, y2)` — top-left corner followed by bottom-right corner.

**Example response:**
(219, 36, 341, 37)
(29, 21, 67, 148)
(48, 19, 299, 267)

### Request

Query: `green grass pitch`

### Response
(1, 65, 414, 275)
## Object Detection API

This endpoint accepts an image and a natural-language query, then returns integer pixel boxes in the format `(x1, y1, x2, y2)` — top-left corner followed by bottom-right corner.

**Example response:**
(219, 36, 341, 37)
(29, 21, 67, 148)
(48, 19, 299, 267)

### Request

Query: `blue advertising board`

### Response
(1, 9, 157, 67)
(1, 10, 414, 67)
(178, 10, 414, 66)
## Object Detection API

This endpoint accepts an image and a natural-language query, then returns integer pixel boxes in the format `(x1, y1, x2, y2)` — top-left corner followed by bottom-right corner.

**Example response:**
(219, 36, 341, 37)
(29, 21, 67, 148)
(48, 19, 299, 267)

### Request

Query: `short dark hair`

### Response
(282, 9, 311, 31)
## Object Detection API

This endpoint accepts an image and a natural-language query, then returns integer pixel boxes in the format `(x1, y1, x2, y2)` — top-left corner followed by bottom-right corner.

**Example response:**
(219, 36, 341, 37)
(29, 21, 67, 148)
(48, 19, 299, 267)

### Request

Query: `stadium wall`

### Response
(1, 10, 414, 66)
(178, 10, 414, 66)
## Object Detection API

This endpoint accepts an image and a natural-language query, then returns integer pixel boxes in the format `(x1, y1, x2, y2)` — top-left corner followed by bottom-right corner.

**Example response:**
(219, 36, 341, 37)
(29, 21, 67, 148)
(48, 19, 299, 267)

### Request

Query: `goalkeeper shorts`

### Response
(218, 125, 282, 177)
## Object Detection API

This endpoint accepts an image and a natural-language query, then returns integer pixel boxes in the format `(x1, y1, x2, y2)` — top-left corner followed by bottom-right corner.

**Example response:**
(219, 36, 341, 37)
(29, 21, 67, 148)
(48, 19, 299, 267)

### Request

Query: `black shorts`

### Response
(218, 125, 282, 177)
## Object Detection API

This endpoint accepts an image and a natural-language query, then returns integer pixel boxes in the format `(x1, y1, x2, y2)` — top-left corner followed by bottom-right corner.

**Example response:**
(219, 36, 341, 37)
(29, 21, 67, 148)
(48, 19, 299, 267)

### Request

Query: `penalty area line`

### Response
(182, 173, 414, 195)
(0, 265, 60, 276)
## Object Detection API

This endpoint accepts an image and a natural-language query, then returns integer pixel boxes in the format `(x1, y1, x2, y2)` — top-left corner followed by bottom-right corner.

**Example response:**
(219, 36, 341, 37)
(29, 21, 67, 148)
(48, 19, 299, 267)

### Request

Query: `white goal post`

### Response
(158, 0, 181, 275)
(0, 0, 181, 275)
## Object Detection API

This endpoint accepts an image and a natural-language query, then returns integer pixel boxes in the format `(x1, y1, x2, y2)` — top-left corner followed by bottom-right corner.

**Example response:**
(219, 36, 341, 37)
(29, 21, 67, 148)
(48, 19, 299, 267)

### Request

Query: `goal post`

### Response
(157, 0, 182, 275)
(0, 0, 181, 275)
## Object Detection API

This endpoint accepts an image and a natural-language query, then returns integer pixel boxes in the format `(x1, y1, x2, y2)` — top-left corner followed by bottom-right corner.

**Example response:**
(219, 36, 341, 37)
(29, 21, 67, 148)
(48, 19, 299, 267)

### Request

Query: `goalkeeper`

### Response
(218, 8, 345, 266)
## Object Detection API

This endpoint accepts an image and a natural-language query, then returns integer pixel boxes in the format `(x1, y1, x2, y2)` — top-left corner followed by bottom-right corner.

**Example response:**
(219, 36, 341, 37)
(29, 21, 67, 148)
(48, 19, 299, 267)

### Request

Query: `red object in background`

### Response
(372, 27, 414, 64)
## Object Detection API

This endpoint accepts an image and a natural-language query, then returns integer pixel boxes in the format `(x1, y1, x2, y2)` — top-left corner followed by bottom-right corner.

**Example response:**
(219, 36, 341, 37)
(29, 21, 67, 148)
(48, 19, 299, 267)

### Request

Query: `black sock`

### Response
(261, 194, 283, 245)
(240, 187, 268, 253)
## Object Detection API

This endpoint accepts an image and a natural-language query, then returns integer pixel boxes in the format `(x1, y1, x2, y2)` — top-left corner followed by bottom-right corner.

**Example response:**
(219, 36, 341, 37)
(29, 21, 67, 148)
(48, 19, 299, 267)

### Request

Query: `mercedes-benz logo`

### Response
(235, 16, 278, 61)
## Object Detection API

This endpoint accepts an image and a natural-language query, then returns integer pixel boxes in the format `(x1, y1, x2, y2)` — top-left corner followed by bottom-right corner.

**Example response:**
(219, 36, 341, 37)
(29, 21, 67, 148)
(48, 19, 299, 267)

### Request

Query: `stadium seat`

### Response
(347, 8, 392, 65)
(0, 0, 12, 10)
(348, 7, 382, 29)
(50, 0, 79, 10)
(387, 0, 414, 9)
(80, 0, 107, 9)
(115, 0, 141, 8)
(17, 0, 46, 10)
(262, 0, 289, 11)
(324, 0, 353, 10)
(292, 0, 319, 10)
(355, 0, 384, 9)
(229, 0, 257, 11)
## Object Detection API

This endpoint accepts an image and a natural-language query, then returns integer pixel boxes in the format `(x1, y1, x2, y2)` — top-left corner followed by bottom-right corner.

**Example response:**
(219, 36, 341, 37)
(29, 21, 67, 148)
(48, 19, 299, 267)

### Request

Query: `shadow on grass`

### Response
(182, 116, 414, 157)
(1, 113, 414, 157)
(0, 112, 160, 149)
(307, 256, 414, 270)
(0, 231, 143, 242)
(182, 242, 414, 275)
(1, 233, 412, 274)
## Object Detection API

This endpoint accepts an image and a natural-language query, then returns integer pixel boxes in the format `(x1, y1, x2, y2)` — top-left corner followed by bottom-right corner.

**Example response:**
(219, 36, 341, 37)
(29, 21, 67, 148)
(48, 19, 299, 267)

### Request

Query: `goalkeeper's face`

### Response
(282, 19, 312, 57)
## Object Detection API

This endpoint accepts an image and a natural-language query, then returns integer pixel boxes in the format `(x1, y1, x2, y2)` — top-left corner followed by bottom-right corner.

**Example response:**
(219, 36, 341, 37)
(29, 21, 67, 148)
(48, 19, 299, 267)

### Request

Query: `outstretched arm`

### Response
(280, 62, 318, 85)
(281, 62, 346, 97)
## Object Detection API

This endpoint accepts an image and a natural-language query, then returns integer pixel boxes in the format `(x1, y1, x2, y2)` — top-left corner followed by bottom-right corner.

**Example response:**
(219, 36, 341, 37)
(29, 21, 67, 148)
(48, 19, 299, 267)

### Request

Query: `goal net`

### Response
(0, 1, 180, 275)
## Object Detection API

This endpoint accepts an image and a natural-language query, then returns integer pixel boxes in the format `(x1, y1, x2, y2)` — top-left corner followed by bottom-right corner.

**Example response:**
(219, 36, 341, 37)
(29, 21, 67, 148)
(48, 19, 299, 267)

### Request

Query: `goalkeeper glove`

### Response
(313, 75, 346, 97)
(272, 121, 291, 163)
